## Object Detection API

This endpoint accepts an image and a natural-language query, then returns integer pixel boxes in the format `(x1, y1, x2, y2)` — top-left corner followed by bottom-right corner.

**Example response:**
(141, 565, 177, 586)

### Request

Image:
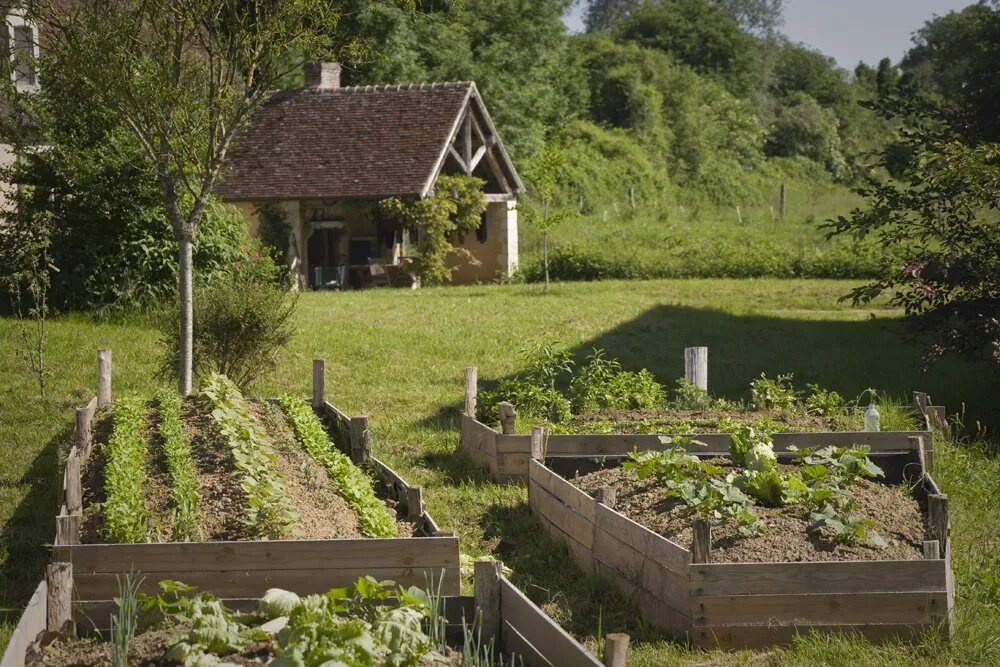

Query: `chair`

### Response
(369, 263, 391, 288)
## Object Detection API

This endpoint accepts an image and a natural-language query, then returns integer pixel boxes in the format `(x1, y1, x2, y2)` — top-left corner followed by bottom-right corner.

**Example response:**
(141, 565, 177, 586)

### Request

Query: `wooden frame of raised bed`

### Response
(0, 560, 609, 667)
(51, 353, 460, 613)
(458, 365, 943, 484)
(525, 431, 954, 650)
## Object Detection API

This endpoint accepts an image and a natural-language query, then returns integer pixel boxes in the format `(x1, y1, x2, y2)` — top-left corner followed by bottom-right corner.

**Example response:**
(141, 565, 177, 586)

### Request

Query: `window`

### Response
(5, 11, 39, 92)
(476, 212, 488, 243)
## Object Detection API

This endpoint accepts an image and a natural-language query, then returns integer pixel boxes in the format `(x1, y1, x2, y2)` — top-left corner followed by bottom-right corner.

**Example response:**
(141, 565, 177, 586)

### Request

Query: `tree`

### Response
(825, 95, 1000, 365)
(584, 0, 639, 32)
(713, 0, 783, 37)
(521, 145, 575, 291)
(34, 0, 359, 395)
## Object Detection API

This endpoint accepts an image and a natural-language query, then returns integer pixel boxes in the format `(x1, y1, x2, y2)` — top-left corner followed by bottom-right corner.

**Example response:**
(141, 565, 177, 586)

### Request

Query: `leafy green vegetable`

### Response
(202, 374, 298, 538)
(278, 395, 396, 538)
(728, 426, 777, 472)
(259, 588, 301, 620)
(103, 394, 150, 543)
(156, 390, 201, 541)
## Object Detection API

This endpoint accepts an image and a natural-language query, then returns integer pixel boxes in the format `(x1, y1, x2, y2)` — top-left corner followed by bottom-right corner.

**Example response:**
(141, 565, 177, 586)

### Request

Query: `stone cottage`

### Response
(216, 62, 524, 289)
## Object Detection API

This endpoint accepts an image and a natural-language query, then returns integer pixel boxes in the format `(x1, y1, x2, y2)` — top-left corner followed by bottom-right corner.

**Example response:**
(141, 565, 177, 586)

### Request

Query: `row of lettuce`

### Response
(102, 374, 395, 543)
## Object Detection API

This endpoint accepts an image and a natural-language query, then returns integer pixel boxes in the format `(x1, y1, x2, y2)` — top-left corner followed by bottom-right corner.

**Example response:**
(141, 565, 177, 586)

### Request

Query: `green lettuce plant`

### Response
(103, 394, 150, 543)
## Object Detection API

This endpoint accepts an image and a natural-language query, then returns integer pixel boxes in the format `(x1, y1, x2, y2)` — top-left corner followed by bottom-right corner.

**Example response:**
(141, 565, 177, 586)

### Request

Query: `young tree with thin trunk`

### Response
(33, 0, 374, 394)
(521, 145, 573, 292)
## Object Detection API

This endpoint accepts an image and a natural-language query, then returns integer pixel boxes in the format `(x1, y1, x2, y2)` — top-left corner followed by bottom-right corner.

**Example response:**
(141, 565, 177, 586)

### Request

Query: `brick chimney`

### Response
(304, 62, 341, 90)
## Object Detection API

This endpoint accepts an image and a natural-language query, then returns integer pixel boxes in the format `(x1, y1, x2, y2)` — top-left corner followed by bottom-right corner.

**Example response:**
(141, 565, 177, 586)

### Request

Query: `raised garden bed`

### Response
(525, 432, 954, 649)
(0, 561, 604, 667)
(459, 365, 946, 485)
(52, 353, 459, 628)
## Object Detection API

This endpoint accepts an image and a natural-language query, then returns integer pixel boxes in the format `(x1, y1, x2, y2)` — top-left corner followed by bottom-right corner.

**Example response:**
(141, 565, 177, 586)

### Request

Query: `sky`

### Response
(564, 0, 974, 69)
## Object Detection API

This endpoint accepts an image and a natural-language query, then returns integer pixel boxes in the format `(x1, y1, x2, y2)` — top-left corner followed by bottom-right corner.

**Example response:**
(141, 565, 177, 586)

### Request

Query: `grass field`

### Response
(3, 278, 999, 664)
(519, 181, 892, 280)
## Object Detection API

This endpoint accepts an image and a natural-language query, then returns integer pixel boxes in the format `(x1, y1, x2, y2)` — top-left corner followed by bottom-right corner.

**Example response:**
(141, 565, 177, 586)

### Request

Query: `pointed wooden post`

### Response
(406, 486, 424, 522)
(464, 366, 478, 417)
(312, 359, 325, 409)
(692, 518, 712, 563)
(684, 347, 708, 391)
(474, 559, 502, 644)
(530, 426, 545, 461)
(97, 349, 112, 409)
(498, 402, 516, 435)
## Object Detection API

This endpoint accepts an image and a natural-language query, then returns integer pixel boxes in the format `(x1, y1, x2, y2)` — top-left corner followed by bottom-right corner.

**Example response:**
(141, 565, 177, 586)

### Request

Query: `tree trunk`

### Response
(543, 232, 550, 292)
(177, 234, 194, 396)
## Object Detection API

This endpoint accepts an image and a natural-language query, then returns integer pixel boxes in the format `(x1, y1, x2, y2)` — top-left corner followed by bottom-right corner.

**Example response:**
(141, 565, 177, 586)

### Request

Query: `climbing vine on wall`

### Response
(380, 174, 487, 286)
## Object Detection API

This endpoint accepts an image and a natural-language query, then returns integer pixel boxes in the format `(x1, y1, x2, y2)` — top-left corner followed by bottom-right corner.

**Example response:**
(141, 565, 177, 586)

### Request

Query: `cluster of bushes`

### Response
(477, 345, 665, 425)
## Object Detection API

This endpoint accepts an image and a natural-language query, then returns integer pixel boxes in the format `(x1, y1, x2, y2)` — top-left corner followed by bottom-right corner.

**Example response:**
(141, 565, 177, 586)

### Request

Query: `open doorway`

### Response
(307, 227, 342, 289)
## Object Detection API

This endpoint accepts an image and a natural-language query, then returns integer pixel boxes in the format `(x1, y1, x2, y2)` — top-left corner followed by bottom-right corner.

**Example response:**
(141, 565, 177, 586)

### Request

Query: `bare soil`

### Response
(79, 396, 411, 543)
(570, 462, 927, 562)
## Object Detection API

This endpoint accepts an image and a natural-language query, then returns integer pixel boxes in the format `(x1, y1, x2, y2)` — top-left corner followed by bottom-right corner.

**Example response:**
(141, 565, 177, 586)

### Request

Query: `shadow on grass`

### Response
(437, 304, 1000, 429)
(0, 422, 67, 623)
(481, 501, 672, 645)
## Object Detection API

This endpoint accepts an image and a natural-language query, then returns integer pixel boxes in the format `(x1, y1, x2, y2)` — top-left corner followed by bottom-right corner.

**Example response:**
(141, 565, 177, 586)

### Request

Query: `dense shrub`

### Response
(569, 349, 665, 413)
(158, 252, 296, 390)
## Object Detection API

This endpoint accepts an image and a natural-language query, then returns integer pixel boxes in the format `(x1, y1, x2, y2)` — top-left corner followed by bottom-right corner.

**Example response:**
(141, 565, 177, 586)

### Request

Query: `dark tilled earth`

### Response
(571, 463, 926, 562)
(567, 408, 836, 434)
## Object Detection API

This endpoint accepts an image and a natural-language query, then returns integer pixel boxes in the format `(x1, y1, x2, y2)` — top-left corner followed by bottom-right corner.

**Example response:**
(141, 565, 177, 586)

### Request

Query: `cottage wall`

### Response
(449, 200, 518, 284)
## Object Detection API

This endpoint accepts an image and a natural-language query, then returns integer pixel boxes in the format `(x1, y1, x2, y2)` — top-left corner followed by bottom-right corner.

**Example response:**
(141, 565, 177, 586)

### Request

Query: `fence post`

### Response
(312, 359, 325, 409)
(530, 426, 545, 461)
(692, 517, 712, 563)
(498, 402, 516, 435)
(595, 487, 617, 509)
(474, 559, 502, 644)
(406, 486, 424, 521)
(684, 347, 708, 391)
(349, 416, 371, 465)
(603, 633, 629, 667)
(46, 562, 73, 634)
(736, 205, 742, 224)
(75, 407, 91, 456)
(97, 349, 112, 409)
(464, 366, 478, 417)
(65, 454, 82, 514)
(923, 540, 940, 559)
(928, 494, 949, 558)
(779, 183, 787, 220)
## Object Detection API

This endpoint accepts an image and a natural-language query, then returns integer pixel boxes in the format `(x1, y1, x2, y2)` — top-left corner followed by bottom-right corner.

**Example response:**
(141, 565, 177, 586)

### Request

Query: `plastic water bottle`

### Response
(864, 403, 881, 432)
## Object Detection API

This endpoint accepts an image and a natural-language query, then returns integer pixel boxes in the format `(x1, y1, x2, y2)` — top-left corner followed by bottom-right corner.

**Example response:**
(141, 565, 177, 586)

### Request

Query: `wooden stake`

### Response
(923, 540, 940, 560)
(349, 416, 371, 466)
(55, 514, 79, 546)
(75, 407, 91, 456)
(928, 405, 947, 432)
(498, 402, 516, 435)
(603, 633, 629, 667)
(65, 454, 82, 514)
(312, 359, 325, 409)
(406, 486, 424, 521)
(474, 560, 502, 644)
(928, 494, 948, 558)
(779, 183, 787, 220)
(684, 347, 708, 391)
(530, 426, 545, 461)
(46, 562, 73, 634)
(736, 205, 743, 224)
(913, 391, 929, 417)
(464, 366, 478, 417)
(595, 487, 616, 509)
(692, 518, 712, 563)
(628, 187, 635, 209)
(97, 349, 112, 409)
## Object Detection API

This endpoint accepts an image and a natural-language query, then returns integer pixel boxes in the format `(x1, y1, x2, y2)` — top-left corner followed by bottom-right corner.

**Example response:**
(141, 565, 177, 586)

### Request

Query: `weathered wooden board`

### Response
(691, 591, 948, 626)
(689, 560, 949, 596)
(500, 619, 552, 667)
(54, 538, 458, 573)
(691, 622, 940, 650)
(529, 460, 595, 521)
(528, 478, 594, 549)
(0, 580, 47, 667)
(534, 508, 594, 572)
(499, 579, 602, 667)
(594, 504, 690, 574)
(492, 431, 925, 457)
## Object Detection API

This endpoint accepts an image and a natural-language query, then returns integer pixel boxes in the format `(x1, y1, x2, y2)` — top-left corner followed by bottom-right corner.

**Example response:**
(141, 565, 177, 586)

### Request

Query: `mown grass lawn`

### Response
(2, 278, 999, 665)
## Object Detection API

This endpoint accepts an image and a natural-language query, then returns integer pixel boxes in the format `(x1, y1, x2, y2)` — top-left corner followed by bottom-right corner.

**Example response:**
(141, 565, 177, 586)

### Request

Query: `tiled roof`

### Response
(216, 82, 477, 201)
